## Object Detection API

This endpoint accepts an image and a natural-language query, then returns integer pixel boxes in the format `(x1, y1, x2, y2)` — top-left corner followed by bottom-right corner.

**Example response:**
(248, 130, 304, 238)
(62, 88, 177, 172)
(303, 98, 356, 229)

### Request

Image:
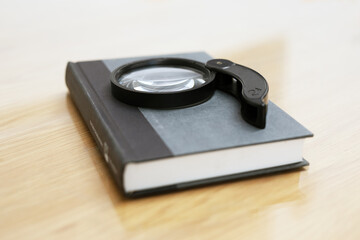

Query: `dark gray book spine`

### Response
(65, 62, 126, 194)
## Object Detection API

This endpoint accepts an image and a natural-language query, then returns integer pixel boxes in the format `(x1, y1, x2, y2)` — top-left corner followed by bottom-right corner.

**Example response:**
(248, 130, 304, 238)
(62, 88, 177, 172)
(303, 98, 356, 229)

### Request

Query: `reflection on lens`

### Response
(118, 67, 206, 93)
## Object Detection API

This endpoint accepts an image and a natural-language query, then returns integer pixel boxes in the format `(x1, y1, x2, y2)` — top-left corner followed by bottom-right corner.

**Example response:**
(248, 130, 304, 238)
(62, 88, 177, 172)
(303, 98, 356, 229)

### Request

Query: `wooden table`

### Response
(1, 1, 360, 239)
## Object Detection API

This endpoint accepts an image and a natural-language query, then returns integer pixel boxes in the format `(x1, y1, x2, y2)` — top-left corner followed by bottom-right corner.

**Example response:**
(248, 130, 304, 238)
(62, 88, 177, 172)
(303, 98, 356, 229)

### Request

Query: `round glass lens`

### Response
(117, 67, 206, 93)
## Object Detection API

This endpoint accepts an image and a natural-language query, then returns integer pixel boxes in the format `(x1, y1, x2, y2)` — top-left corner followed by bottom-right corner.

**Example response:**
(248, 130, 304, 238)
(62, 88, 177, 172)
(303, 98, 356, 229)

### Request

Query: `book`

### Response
(65, 52, 313, 197)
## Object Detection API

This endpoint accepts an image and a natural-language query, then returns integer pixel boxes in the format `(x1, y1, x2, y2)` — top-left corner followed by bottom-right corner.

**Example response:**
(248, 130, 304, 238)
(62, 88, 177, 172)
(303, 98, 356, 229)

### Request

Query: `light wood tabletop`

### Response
(1, 1, 360, 239)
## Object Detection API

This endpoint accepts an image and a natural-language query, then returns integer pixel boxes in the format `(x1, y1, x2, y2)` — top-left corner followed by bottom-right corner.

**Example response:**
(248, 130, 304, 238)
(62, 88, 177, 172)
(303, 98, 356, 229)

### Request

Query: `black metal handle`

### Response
(206, 59, 269, 128)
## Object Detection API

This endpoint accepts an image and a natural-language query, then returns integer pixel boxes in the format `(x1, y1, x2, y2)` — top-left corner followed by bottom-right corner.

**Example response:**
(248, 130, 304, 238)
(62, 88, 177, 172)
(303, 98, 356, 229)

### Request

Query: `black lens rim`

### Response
(110, 58, 216, 108)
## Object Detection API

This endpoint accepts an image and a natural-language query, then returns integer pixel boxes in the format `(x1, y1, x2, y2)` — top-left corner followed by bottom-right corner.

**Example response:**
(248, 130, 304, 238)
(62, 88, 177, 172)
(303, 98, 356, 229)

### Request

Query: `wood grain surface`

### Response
(1, 1, 360, 239)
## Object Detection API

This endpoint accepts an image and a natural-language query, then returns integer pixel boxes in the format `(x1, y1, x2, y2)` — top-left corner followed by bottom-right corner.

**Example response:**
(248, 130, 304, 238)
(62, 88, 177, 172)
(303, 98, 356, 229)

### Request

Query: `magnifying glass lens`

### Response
(117, 67, 206, 93)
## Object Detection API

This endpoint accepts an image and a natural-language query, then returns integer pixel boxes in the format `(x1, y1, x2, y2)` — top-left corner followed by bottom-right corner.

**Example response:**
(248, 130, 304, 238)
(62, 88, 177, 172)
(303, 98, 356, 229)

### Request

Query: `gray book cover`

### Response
(66, 52, 313, 197)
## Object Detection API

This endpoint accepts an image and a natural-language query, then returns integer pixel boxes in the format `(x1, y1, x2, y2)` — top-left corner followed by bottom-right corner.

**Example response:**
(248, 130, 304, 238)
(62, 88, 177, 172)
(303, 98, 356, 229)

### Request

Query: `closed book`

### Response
(65, 52, 313, 197)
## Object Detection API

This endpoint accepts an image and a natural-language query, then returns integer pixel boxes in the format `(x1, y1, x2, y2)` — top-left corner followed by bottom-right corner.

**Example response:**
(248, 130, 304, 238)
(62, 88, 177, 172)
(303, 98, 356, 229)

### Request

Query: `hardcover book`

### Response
(65, 52, 313, 197)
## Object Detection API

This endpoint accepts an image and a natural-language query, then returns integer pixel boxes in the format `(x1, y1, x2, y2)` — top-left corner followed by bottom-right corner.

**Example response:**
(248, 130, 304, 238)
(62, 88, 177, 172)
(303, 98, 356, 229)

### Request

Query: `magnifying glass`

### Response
(110, 58, 269, 129)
